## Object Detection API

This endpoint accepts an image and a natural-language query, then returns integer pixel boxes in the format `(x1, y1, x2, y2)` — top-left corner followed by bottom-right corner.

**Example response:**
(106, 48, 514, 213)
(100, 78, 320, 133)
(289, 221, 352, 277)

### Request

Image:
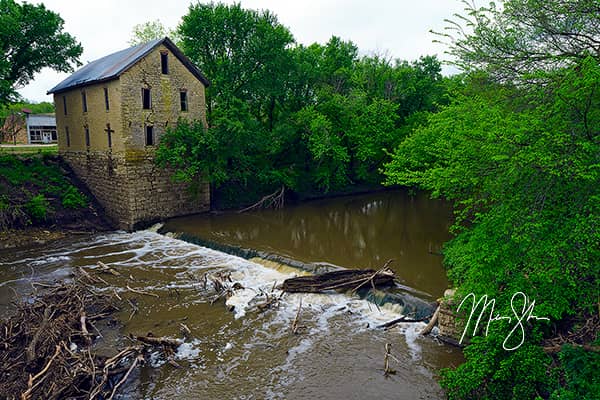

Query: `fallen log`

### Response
(282, 268, 395, 293)
(135, 335, 182, 348)
(376, 315, 430, 330)
(420, 305, 440, 336)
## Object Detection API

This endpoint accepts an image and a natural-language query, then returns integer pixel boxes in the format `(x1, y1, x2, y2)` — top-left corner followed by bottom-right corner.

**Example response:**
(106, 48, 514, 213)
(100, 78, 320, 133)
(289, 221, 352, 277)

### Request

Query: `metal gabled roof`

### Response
(47, 37, 209, 94)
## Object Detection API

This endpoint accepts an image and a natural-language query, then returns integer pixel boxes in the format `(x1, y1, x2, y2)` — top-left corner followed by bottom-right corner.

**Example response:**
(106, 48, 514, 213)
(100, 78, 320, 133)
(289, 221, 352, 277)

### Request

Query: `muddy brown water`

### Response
(0, 190, 463, 399)
(164, 190, 453, 298)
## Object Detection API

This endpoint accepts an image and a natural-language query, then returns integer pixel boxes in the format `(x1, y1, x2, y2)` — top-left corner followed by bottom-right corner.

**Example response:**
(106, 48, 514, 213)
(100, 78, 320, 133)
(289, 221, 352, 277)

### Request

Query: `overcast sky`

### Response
(18, 0, 466, 103)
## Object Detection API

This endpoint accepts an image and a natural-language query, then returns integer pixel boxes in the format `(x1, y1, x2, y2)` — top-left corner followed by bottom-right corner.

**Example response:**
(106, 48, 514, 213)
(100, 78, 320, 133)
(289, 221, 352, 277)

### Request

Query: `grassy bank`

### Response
(0, 153, 110, 239)
(0, 144, 58, 155)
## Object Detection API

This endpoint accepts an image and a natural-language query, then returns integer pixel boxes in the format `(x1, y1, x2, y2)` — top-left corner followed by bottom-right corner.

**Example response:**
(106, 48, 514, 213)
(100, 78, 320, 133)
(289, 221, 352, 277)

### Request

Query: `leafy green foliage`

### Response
(388, 68, 599, 310)
(444, 338, 600, 400)
(159, 5, 450, 206)
(179, 2, 294, 123)
(385, 1, 599, 398)
(0, 101, 54, 120)
(0, 0, 82, 105)
(0, 154, 89, 228)
(24, 194, 48, 222)
(437, 0, 600, 82)
(128, 19, 180, 46)
(385, 61, 599, 400)
(61, 185, 87, 209)
(442, 333, 554, 399)
(295, 105, 350, 191)
(551, 345, 600, 399)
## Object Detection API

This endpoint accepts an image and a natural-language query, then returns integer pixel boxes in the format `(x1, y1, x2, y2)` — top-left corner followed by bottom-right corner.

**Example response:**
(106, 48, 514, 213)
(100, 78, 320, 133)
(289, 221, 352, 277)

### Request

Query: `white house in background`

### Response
(24, 112, 57, 144)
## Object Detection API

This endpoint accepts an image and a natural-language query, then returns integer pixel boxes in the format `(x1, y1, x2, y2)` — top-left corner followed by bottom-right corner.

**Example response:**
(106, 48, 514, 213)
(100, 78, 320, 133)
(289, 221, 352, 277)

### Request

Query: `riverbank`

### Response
(0, 153, 112, 249)
(0, 227, 102, 251)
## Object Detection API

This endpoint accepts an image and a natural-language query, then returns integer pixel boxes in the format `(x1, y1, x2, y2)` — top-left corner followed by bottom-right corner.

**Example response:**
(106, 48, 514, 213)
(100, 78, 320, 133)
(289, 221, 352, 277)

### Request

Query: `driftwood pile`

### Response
(0, 272, 183, 400)
(282, 268, 396, 294)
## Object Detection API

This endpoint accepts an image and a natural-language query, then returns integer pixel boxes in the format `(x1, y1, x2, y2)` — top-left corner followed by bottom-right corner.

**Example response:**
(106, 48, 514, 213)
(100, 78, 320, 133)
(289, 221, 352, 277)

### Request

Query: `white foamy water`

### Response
(89, 231, 425, 362)
(75, 230, 409, 325)
(0, 229, 453, 399)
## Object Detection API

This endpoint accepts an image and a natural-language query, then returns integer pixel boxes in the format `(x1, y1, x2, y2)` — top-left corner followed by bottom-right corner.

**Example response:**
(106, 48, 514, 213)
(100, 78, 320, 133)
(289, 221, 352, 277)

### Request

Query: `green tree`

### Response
(157, 100, 288, 208)
(438, 0, 600, 81)
(0, 101, 54, 120)
(159, 3, 451, 207)
(178, 2, 294, 124)
(161, 2, 297, 207)
(385, 0, 600, 398)
(128, 19, 180, 46)
(0, 0, 82, 105)
(290, 47, 447, 188)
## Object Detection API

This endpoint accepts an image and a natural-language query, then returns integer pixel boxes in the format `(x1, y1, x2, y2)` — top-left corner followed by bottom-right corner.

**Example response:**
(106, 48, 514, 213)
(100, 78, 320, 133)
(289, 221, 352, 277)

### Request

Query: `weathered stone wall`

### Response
(119, 44, 207, 149)
(437, 289, 467, 346)
(62, 150, 209, 230)
(55, 41, 210, 230)
(122, 149, 209, 229)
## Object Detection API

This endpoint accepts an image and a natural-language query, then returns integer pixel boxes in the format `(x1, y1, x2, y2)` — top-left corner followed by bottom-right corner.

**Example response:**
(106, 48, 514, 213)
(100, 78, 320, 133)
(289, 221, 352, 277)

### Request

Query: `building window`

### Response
(30, 129, 41, 142)
(161, 52, 168, 74)
(63, 96, 67, 115)
(51, 130, 57, 141)
(180, 90, 188, 112)
(82, 91, 88, 112)
(105, 123, 114, 148)
(85, 126, 90, 147)
(142, 88, 151, 109)
(145, 125, 154, 146)
(65, 127, 70, 147)
(104, 88, 110, 110)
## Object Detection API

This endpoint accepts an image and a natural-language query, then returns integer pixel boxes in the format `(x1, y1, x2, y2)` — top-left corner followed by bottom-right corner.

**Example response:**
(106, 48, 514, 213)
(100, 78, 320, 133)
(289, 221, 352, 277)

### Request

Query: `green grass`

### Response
(0, 145, 58, 155)
(0, 153, 88, 229)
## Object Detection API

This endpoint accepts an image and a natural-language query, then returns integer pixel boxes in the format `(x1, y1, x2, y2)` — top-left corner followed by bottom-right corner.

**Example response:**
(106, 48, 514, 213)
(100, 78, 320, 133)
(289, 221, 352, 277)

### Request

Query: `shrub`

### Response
(25, 194, 49, 222)
(0, 155, 30, 185)
(61, 185, 88, 209)
(550, 345, 600, 400)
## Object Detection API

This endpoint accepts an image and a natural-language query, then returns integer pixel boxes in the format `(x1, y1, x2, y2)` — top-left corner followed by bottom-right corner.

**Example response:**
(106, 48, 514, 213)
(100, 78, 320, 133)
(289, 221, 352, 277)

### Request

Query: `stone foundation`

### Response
(437, 289, 467, 346)
(61, 149, 209, 230)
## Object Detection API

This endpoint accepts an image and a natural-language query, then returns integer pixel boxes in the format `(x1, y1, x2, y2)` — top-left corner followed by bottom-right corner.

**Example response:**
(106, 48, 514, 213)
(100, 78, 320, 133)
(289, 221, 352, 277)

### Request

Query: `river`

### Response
(0, 190, 463, 399)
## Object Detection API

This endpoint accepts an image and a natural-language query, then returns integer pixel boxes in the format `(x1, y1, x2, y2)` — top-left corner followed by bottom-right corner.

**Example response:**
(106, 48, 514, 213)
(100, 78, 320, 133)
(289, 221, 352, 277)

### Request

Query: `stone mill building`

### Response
(48, 37, 210, 230)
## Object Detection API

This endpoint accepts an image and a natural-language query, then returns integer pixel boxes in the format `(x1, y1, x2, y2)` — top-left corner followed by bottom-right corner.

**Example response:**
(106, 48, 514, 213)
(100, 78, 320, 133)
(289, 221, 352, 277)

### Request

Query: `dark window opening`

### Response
(104, 88, 110, 110)
(142, 88, 151, 109)
(105, 123, 114, 148)
(65, 127, 70, 147)
(85, 126, 90, 147)
(63, 96, 67, 115)
(51, 130, 57, 141)
(161, 52, 169, 74)
(180, 90, 188, 112)
(82, 91, 88, 112)
(145, 125, 154, 146)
